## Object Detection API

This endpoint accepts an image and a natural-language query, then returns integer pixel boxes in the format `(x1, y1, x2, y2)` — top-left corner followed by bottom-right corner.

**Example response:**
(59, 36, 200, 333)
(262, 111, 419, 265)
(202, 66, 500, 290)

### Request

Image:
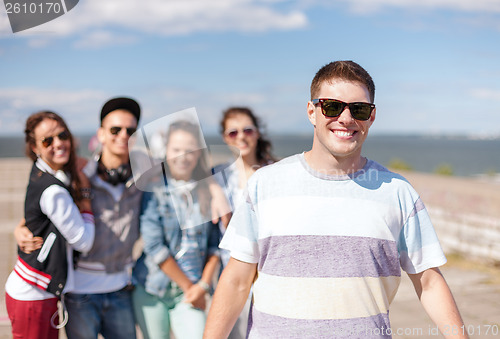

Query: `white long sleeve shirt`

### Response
(5, 159, 95, 300)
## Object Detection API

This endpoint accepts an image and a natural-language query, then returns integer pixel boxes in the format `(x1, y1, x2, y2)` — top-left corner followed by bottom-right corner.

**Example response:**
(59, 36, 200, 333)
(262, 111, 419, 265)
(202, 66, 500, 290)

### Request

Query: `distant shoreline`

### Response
(1, 134, 499, 177)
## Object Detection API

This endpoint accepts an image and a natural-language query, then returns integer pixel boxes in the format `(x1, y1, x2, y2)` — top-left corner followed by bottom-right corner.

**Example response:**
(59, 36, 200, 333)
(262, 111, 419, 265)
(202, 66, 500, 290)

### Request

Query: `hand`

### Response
(14, 218, 43, 254)
(183, 283, 207, 310)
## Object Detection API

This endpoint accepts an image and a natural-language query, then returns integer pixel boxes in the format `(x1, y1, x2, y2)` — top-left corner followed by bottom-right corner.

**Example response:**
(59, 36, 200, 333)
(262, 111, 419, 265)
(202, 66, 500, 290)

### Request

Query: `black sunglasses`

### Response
(109, 126, 137, 136)
(312, 98, 375, 121)
(41, 131, 70, 148)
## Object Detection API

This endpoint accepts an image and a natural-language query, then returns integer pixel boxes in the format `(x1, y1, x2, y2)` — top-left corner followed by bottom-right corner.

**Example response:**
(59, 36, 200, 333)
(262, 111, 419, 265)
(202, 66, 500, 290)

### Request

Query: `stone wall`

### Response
(400, 170, 500, 265)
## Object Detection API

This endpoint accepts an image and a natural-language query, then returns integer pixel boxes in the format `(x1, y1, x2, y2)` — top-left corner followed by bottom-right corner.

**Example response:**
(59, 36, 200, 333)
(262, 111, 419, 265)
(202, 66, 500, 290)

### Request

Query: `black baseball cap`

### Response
(100, 97, 141, 123)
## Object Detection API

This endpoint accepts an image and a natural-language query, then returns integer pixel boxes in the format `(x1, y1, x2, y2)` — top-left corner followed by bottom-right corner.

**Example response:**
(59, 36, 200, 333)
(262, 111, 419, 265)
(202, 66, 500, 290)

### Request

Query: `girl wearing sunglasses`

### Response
(219, 107, 276, 200)
(5, 111, 95, 339)
(213, 107, 276, 339)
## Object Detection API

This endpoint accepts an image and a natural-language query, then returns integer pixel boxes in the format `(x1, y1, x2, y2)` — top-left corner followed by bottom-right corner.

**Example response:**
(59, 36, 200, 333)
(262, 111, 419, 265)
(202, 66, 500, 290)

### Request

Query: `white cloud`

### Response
(0, 88, 104, 108)
(329, 0, 500, 14)
(144, 84, 306, 135)
(74, 30, 138, 49)
(146, 87, 268, 130)
(6, 0, 307, 48)
(469, 88, 500, 101)
(458, 14, 500, 31)
(27, 38, 52, 48)
(0, 88, 107, 133)
(4, 0, 498, 46)
(0, 85, 288, 136)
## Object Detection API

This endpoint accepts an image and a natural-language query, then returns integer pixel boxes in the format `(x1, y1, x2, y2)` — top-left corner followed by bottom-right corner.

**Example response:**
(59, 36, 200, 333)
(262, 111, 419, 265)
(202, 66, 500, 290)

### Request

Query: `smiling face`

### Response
(98, 109, 138, 163)
(307, 80, 376, 170)
(223, 113, 260, 159)
(165, 129, 202, 181)
(31, 118, 71, 171)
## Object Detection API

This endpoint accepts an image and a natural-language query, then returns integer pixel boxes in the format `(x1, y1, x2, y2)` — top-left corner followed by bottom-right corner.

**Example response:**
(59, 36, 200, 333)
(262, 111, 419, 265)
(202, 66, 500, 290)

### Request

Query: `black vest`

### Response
(18, 164, 70, 298)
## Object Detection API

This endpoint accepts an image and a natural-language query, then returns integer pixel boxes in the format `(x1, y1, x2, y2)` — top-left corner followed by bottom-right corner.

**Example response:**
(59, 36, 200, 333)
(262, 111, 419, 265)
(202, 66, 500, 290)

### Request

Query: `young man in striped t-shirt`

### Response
(204, 61, 467, 339)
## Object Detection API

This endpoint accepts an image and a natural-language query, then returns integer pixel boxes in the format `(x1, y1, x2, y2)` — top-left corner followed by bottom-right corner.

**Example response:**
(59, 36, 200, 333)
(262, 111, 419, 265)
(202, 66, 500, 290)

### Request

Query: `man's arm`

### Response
(204, 258, 257, 339)
(408, 267, 469, 339)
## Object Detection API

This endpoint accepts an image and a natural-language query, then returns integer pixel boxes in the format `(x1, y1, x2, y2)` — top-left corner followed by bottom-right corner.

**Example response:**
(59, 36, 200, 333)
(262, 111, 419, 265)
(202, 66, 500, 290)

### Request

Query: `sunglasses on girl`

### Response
(312, 98, 375, 121)
(109, 126, 137, 136)
(41, 131, 70, 148)
(224, 126, 257, 139)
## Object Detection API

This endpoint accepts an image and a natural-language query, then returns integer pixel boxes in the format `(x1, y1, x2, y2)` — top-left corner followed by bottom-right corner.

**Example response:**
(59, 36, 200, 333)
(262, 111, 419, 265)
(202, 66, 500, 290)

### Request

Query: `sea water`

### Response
(1, 134, 499, 177)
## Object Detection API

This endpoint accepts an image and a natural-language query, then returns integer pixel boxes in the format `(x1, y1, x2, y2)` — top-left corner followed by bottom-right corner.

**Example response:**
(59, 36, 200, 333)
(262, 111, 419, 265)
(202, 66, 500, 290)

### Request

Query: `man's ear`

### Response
(307, 101, 317, 127)
(368, 107, 376, 126)
(97, 126, 106, 144)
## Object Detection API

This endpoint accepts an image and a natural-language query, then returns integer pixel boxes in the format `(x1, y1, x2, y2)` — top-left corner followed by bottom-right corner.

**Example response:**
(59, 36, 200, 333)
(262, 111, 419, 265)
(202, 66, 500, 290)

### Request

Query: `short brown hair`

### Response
(310, 61, 375, 103)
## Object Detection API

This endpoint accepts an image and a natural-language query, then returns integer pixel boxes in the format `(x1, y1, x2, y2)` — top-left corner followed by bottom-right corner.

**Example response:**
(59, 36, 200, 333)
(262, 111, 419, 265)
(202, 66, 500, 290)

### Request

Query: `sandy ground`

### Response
(0, 158, 499, 338)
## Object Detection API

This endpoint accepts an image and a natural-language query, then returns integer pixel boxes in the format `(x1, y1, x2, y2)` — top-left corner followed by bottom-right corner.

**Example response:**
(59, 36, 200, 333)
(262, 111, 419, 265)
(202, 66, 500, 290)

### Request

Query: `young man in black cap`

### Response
(63, 96, 142, 339)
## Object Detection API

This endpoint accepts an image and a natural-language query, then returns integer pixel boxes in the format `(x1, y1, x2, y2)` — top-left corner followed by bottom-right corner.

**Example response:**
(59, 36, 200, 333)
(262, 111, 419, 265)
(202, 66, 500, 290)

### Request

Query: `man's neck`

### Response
(304, 149, 366, 176)
(100, 151, 128, 169)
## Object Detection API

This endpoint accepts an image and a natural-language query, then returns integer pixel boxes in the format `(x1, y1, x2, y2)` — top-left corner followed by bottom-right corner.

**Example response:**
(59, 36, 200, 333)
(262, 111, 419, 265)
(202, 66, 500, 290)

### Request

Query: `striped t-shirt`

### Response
(220, 153, 446, 338)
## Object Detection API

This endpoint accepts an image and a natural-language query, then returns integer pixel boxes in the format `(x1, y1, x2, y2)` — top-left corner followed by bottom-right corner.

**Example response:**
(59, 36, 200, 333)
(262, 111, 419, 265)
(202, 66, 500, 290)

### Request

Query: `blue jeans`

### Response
(64, 289, 136, 339)
(132, 284, 206, 339)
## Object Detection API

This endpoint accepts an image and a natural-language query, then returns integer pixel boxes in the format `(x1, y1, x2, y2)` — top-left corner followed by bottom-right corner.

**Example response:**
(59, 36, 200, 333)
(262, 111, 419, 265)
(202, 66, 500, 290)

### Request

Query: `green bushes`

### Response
(388, 158, 413, 171)
(434, 163, 454, 176)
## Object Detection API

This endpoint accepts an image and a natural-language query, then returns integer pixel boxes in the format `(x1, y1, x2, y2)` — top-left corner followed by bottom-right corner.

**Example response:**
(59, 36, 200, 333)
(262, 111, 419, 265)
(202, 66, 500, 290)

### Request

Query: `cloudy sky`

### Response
(1, 0, 500, 137)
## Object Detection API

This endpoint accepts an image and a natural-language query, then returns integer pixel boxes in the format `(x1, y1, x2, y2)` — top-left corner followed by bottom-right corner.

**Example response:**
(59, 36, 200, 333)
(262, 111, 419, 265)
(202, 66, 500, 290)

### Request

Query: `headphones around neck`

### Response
(97, 160, 132, 186)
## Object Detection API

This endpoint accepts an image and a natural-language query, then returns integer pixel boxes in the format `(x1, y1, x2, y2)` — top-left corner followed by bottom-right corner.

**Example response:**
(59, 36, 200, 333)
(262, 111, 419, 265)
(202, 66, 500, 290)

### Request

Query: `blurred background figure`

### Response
(212, 107, 276, 339)
(132, 120, 220, 339)
(214, 107, 276, 212)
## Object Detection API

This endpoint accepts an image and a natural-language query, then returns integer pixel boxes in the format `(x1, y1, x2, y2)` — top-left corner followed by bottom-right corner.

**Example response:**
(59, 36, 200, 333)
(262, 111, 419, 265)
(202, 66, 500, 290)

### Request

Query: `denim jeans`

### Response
(132, 284, 206, 339)
(64, 289, 136, 339)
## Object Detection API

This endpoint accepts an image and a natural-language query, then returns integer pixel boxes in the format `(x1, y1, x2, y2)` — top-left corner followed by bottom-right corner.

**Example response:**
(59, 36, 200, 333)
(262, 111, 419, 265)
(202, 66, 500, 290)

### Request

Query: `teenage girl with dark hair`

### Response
(213, 107, 276, 339)
(5, 111, 95, 339)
